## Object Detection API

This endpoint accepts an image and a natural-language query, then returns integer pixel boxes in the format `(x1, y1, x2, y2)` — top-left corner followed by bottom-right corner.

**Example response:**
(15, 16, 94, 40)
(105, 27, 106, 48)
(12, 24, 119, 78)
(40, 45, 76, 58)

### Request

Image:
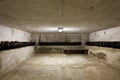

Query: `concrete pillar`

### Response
(81, 34, 89, 49)
(31, 34, 39, 52)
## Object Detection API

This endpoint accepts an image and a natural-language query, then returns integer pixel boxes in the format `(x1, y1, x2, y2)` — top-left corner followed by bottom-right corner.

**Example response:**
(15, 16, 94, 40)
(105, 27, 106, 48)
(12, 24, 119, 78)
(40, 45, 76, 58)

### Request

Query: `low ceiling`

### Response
(0, 0, 120, 33)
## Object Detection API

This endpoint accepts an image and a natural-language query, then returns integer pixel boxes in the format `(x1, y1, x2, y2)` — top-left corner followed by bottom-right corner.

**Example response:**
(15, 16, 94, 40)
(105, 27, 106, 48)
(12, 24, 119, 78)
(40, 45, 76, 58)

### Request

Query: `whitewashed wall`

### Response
(88, 27, 120, 70)
(89, 27, 120, 41)
(0, 24, 34, 77)
(40, 34, 82, 42)
(32, 33, 89, 42)
(0, 24, 31, 42)
(86, 46, 120, 70)
(0, 46, 34, 77)
(31, 33, 89, 53)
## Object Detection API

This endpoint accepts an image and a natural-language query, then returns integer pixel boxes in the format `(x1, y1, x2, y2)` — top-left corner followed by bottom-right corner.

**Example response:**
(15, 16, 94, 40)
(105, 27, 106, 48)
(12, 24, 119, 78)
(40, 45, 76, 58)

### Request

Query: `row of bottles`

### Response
(0, 41, 35, 51)
(86, 42, 120, 49)
(39, 42, 82, 45)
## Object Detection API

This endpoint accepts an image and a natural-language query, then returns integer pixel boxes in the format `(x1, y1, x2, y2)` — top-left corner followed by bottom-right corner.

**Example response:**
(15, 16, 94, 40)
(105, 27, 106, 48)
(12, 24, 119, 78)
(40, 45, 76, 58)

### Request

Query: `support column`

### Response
(31, 34, 39, 52)
(81, 34, 89, 49)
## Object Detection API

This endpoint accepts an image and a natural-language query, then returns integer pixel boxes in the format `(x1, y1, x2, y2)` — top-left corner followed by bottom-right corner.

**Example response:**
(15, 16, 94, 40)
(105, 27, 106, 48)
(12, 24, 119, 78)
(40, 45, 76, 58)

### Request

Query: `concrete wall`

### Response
(32, 33, 89, 53)
(0, 46, 34, 76)
(0, 24, 34, 77)
(32, 33, 89, 42)
(40, 34, 81, 42)
(86, 46, 120, 70)
(32, 34, 80, 42)
(89, 27, 120, 41)
(0, 24, 31, 42)
(87, 27, 120, 70)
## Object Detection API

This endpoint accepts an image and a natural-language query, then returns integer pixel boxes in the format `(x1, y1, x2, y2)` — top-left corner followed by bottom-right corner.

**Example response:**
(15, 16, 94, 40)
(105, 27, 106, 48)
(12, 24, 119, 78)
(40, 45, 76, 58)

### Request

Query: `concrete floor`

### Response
(0, 53, 120, 80)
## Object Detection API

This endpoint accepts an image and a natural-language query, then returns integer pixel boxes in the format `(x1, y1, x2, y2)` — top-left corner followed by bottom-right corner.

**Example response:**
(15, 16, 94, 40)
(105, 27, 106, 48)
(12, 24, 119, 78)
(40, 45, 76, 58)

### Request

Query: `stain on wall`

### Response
(90, 51, 106, 60)
(87, 46, 120, 70)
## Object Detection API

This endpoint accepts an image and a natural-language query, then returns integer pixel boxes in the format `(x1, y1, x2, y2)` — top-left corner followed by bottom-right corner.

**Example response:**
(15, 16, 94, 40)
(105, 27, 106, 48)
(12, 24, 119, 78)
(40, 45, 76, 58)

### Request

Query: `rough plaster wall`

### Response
(40, 34, 81, 42)
(89, 27, 120, 41)
(32, 33, 89, 42)
(86, 46, 120, 70)
(0, 46, 34, 77)
(0, 25, 12, 41)
(0, 24, 34, 77)
(13, 29, 31, 42)
(0, 24, 31, 42)
(31, 33, 89, 53)
(87, 27, 120, 70)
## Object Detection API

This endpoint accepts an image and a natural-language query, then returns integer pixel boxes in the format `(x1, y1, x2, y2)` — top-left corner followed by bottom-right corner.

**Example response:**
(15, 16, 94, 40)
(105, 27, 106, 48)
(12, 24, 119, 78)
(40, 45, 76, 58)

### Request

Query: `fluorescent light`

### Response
(58, 28, 63, 32)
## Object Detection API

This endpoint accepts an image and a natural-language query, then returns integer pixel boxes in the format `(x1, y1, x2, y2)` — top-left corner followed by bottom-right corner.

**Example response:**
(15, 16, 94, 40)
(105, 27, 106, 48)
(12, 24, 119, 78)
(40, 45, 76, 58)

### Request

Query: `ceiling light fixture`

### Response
(58, 28, 63, 32)
(58, 0, 64, 33)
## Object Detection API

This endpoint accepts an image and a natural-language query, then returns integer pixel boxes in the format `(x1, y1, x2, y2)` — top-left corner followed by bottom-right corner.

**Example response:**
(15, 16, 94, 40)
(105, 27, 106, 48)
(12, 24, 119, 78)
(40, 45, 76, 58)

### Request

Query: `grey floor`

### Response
(0, 53, 120, 80)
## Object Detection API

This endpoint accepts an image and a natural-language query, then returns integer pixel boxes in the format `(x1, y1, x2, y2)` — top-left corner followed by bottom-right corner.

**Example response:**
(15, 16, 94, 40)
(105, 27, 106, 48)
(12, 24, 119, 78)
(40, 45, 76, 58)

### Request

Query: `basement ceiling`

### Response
(0, 0, 120, 33)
